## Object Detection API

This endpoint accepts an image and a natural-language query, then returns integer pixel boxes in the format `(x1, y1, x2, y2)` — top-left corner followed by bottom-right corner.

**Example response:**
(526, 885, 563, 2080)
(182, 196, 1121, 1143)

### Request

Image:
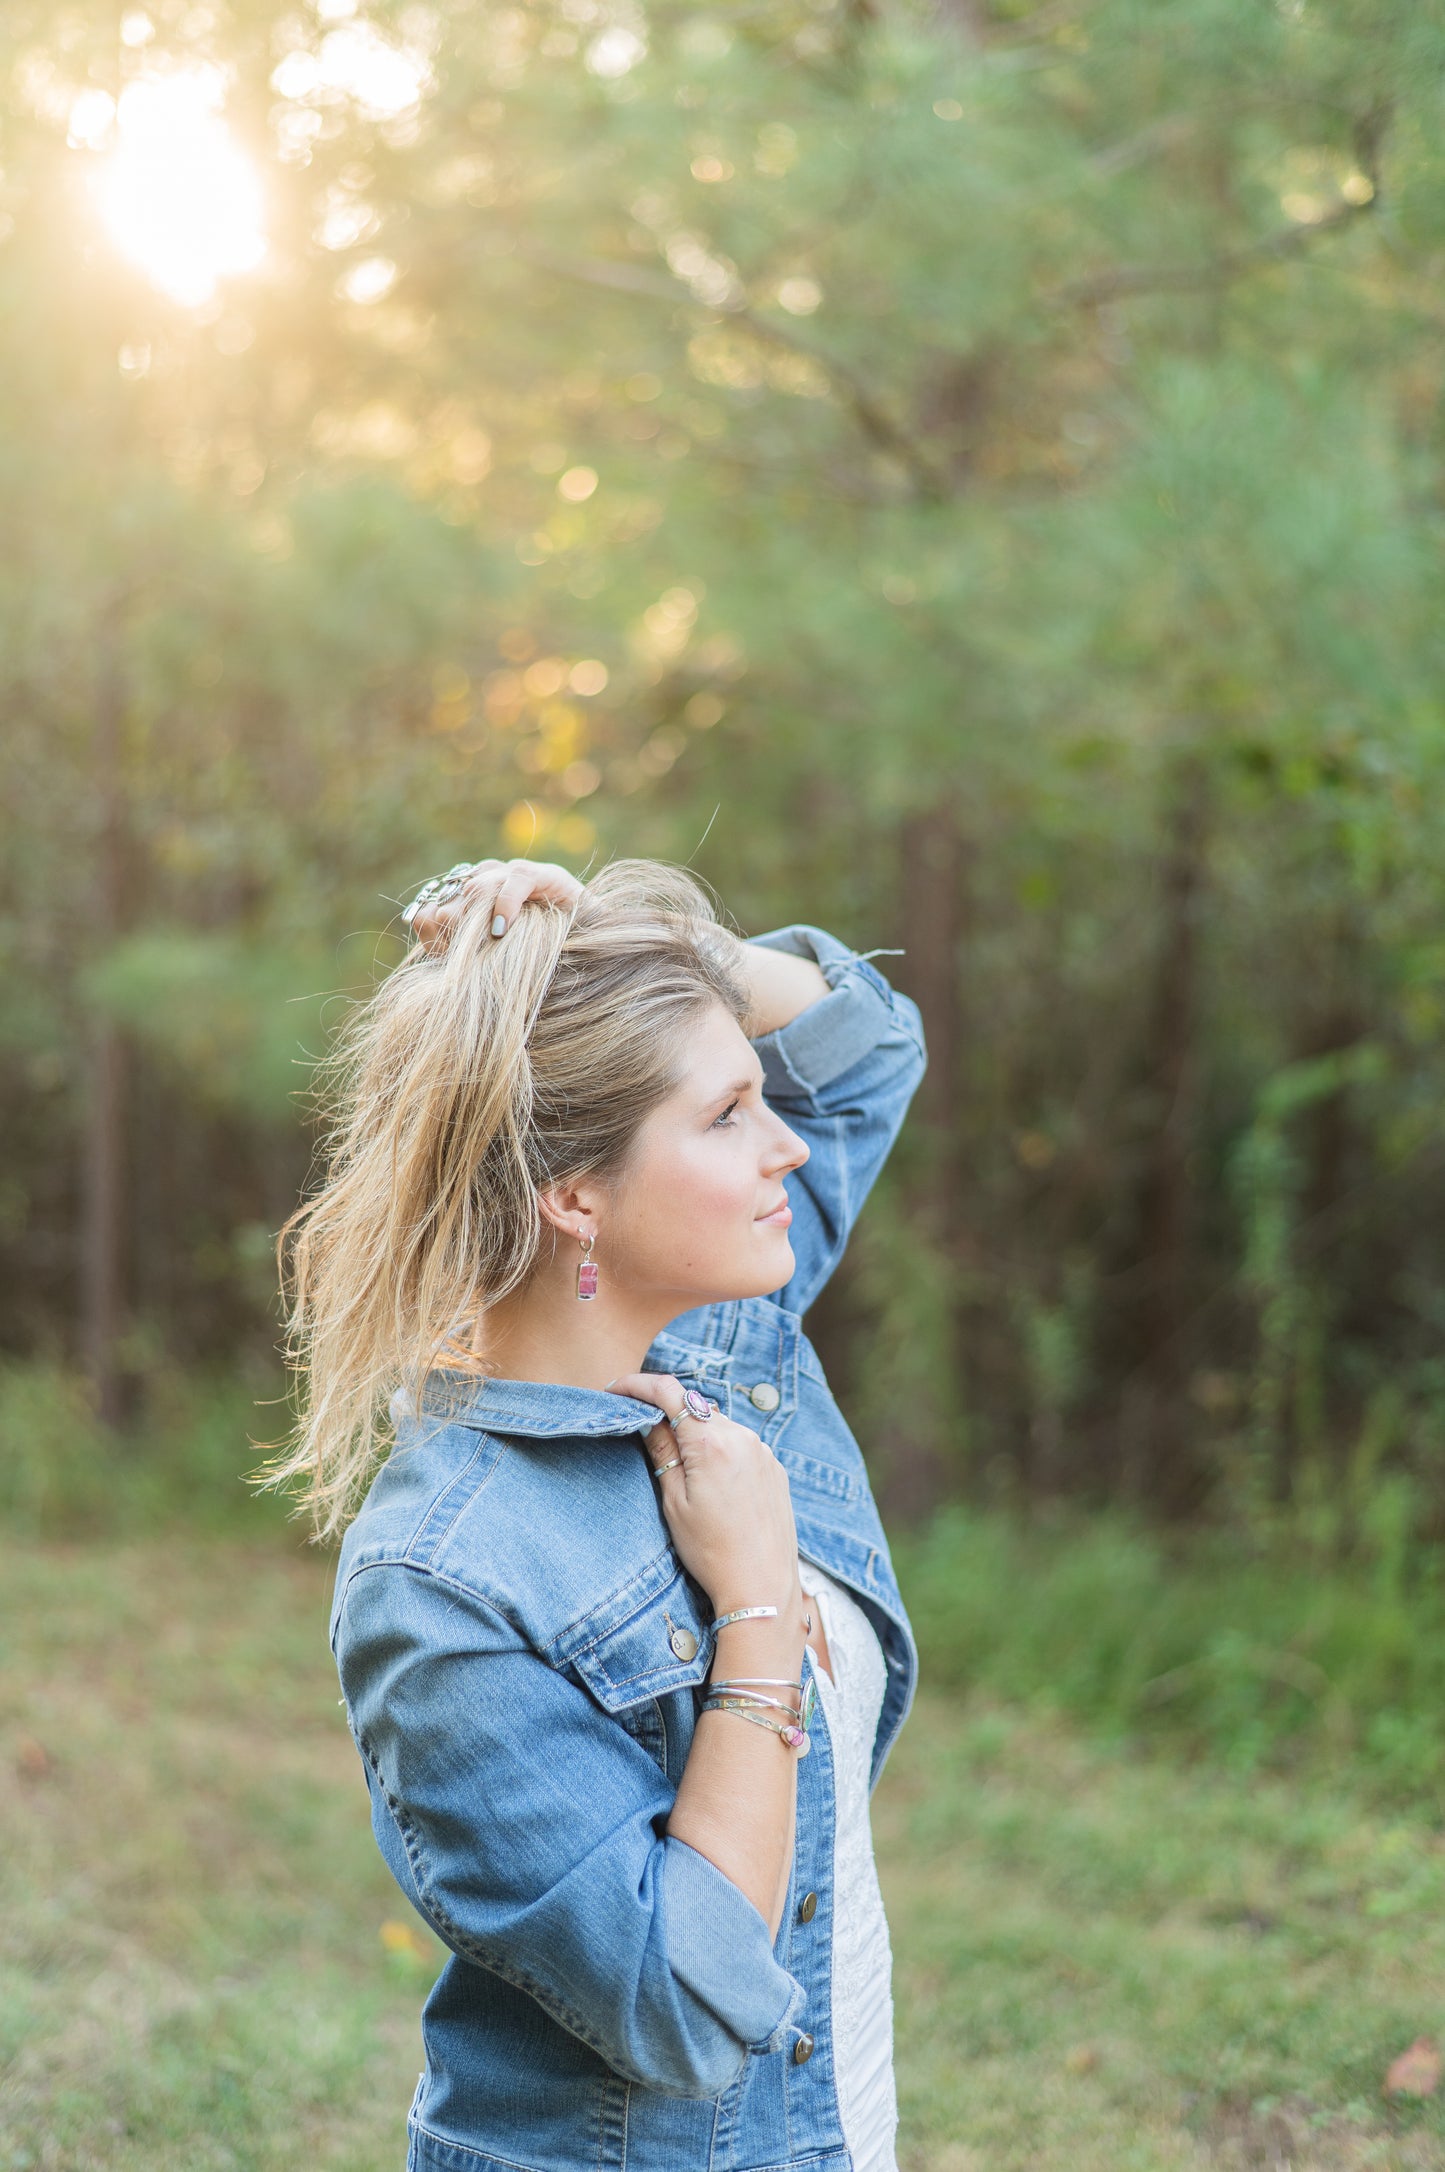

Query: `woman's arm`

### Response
(739, 924, 928, 1317)
(602, 1377, 813, 1946)
(403, 858, 834, 1043)
(729, 935, 831, 1037)
(336, 1560, 808, 2099)
(665, 1609, 806, 1941)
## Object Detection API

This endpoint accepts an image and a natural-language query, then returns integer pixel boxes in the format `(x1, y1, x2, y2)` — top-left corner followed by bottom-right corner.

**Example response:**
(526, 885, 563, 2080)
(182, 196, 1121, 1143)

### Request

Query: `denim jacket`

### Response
(330, 925, 928, 2172)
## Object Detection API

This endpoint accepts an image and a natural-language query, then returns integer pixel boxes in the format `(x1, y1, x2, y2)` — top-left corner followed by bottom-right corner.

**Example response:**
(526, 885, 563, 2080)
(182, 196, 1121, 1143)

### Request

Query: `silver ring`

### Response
(402, 862, 477, 930)
(651, 1455, 683, 1476)
(667, 1387, 715, 1429)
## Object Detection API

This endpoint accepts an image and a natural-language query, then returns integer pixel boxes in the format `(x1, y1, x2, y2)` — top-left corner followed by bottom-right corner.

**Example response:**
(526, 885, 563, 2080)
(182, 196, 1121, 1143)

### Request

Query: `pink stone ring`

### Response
(668, 1387, 715, 1428)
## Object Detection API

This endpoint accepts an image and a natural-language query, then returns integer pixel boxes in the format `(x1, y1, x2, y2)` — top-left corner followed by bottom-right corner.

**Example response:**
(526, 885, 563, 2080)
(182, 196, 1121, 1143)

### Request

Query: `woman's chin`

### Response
(756, 1233, 796, 1294)
(687, 1231, 794, 1306)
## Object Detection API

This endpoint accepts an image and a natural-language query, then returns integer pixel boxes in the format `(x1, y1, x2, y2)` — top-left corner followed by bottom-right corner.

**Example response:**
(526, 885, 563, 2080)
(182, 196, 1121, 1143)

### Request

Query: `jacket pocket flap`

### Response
(565, 1572, 716, 1714)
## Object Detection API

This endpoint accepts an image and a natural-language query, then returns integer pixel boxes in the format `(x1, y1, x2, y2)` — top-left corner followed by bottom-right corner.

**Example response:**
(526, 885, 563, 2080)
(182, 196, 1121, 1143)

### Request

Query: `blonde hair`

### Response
(258, 858, 751, 1542)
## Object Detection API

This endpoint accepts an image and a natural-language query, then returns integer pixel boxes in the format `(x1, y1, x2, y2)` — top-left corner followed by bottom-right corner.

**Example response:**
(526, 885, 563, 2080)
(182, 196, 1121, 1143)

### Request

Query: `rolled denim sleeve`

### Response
(746, 923, 928, 1316)
(334, 1561, 804, 2098)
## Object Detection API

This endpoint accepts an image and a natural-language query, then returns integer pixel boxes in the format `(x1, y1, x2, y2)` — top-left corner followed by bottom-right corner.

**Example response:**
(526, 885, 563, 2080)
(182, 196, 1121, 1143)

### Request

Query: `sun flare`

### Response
(84, 66, 266, 308)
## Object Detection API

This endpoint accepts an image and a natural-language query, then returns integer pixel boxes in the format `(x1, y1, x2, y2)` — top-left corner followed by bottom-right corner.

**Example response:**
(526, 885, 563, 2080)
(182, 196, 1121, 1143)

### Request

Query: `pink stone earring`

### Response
(576, 1229, 599, 1302)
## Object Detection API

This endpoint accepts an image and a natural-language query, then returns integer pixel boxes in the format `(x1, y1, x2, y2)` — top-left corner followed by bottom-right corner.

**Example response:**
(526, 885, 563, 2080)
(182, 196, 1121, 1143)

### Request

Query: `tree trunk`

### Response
(81, 624, 127, 1426)
(881, 796, 968, 1521)
(897, 799, 966, 1232)
(1123, 754, 1208, 1515)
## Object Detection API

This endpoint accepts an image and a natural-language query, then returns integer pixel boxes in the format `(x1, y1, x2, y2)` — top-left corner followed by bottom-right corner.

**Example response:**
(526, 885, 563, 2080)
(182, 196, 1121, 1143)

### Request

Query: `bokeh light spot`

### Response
(776, 277, 822, 317)
(89, 67, 266, 307)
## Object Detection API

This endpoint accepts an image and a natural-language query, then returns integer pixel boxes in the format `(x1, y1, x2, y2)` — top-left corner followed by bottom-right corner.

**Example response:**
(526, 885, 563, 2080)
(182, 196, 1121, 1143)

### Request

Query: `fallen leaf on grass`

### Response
(380, 1918, 433, 1961)
(1383, 2038, 1442, 2098)
(15, 1735, 51, 1778)
(1063, 2045, 1098, 2075)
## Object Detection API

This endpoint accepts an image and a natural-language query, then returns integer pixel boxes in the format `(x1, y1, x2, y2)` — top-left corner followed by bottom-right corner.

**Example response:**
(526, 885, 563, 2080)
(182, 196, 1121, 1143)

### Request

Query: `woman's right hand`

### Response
(607, 1373, 802, 1621)
(408, 856, 584, 952)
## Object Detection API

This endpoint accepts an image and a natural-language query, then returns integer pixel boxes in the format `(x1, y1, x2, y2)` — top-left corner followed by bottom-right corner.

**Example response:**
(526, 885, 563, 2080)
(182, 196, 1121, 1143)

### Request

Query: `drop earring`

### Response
(576, 1229, 599, 1302)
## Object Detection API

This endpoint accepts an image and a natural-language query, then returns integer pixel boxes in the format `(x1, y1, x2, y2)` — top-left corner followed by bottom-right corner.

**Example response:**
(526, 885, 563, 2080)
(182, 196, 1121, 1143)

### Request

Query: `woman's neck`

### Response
(449, 1275, 678, 1392)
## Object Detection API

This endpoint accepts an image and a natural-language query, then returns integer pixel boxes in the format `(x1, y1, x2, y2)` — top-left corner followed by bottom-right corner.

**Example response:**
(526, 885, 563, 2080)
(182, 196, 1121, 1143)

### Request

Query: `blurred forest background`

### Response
(9, 5, 1445, 2164)
(6, 0, 1445, 1554)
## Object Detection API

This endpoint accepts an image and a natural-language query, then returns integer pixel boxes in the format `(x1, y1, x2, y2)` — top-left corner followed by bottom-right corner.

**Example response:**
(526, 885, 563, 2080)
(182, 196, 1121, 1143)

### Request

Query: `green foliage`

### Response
(0, 1360, 115, 1535)
(0, 1360, 290, 1540)
(896, 1502, 1445, 1802)
(3, 0, 1445, 1525)
(83, 933, 339, 1122)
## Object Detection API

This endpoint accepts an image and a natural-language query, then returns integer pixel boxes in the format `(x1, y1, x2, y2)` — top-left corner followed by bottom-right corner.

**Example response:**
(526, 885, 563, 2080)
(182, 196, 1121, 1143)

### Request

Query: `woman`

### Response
(269, 853, 927, 2172)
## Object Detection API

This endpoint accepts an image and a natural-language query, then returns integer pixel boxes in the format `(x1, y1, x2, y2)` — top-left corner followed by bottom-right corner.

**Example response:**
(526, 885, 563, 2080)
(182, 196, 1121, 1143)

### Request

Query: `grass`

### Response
(3, 1536, 1445, 2170)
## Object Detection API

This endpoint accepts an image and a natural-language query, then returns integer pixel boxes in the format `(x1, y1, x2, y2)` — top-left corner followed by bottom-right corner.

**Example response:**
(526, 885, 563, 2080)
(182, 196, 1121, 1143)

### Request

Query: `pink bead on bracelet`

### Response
(701, 1696, 811, 1755)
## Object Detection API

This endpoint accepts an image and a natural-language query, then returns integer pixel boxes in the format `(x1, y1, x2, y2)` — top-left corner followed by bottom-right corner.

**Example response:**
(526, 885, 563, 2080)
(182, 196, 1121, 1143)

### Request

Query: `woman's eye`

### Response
(711, 1100, 740, 1129)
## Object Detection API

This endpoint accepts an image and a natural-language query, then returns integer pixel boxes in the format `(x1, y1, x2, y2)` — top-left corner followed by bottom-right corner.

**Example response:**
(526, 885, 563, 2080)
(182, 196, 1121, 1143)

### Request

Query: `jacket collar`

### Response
(416, 1364, 677, 1440)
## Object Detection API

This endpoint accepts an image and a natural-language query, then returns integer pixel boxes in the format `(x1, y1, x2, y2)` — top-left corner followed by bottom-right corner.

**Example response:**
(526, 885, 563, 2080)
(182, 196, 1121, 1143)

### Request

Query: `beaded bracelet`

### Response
(701, 1698, 811, 1755)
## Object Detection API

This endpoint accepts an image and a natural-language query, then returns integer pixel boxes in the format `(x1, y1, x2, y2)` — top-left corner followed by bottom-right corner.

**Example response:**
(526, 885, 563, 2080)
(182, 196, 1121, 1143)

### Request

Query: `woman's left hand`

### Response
(408, 857, 584, 952)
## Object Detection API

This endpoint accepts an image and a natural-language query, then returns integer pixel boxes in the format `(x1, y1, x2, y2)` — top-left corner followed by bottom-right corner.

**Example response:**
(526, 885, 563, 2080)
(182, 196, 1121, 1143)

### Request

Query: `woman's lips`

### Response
(755, 1202, 793, 1226)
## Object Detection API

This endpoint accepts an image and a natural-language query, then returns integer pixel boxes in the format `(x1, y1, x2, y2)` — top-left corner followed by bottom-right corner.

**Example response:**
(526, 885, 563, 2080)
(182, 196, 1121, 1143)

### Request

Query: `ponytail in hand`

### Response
(259, 859, 750, 1542)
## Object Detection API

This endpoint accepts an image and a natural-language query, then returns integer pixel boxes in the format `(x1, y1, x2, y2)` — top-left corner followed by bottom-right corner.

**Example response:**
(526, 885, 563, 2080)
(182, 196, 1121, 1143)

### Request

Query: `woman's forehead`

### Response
(671, 1003, 762, 1108)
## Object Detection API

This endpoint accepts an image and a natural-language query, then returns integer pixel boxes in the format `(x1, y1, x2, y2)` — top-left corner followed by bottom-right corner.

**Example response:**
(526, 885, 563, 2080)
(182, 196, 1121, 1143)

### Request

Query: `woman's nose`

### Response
(772, 1121, 809, 1174)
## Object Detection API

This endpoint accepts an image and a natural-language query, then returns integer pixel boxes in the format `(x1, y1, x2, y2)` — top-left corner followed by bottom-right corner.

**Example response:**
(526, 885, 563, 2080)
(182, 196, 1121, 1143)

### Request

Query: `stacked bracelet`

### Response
(701, 1697, 811, 1755)
(701, 1669, 817, 1748)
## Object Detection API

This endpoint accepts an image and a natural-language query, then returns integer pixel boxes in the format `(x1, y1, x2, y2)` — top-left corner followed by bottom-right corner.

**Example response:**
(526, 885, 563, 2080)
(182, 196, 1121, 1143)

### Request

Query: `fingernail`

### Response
(491, 914, 507, 937)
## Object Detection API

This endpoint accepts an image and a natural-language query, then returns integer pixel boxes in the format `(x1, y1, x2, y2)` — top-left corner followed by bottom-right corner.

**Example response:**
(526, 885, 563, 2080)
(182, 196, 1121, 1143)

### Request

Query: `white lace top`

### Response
(797, 1553, 900, 2172)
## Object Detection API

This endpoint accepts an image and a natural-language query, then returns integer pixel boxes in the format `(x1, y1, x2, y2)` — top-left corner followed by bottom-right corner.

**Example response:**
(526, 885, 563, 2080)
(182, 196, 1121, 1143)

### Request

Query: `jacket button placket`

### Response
(780, 1683, 844, 2158)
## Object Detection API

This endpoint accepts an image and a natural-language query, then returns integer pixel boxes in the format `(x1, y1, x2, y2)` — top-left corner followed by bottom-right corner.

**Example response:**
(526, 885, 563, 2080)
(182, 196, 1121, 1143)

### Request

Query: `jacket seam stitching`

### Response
(405, 1433, 508, 1562)
(342, 1556, 530, 1641)
(406, 2109, 548, 2171)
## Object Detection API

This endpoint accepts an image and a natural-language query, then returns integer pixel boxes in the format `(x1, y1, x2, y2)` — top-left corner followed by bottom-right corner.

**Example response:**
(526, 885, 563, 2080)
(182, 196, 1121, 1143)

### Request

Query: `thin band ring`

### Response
(667, 1386, 716, 1429)
(651, 1455, 682, 1477)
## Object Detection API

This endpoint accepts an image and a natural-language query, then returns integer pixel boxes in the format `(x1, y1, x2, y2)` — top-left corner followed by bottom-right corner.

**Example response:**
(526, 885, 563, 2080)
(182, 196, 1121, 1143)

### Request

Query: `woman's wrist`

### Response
(710, 1615, 807, 1676)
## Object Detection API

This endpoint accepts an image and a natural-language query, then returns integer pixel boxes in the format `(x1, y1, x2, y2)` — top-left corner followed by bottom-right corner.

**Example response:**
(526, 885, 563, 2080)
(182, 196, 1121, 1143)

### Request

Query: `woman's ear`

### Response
(536, 1180, 604, 1241)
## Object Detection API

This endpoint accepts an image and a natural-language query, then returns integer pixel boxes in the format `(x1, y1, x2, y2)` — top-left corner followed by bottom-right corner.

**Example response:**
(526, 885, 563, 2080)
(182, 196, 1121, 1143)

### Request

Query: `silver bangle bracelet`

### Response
(704, 1691, 801, 1718)
(709, 1677, 803, 1690)
(710, 1605, 779, 1632)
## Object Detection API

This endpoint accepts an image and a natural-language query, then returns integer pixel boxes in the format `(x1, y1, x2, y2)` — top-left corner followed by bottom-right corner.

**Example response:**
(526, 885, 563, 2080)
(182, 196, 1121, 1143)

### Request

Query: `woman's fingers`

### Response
(409, 859, 501, 950)
(606, 1370, 689, 1413)
(606, 1372, 719, 1422)
(410, 857, 584, 952)
(484, 858, 581, 936)
(606, 1373, 720, 1476)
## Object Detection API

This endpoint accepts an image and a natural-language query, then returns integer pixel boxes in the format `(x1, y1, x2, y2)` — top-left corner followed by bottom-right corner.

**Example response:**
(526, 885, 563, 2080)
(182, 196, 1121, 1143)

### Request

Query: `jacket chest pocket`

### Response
(559, 1567, 715, 1773)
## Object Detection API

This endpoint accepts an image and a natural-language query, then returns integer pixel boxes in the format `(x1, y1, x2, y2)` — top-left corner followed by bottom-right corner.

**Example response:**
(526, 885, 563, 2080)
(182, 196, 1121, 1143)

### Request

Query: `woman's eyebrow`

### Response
(697, 1071, 764, 1113)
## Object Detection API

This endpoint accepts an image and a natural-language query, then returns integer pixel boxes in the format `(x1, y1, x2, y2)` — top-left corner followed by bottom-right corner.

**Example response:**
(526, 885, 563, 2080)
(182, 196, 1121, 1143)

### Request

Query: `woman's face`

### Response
(596, 999, 810, 1312)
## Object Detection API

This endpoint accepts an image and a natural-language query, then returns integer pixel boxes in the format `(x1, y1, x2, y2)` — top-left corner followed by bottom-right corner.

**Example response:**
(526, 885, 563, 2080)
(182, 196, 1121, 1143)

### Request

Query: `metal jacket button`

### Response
(797, 1891, 818, 1922)
(749, 1383, 781, 1412)
(793, 2033, 815, 2065)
